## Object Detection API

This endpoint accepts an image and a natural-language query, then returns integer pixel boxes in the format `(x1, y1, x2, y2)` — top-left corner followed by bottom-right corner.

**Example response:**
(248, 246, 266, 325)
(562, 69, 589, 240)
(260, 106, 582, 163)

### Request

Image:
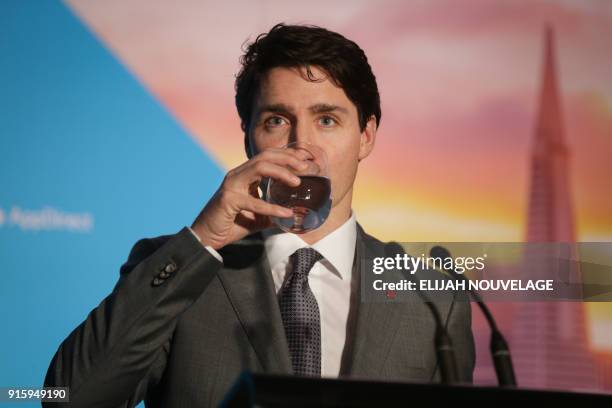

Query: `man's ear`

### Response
(358, 115, 377, 161)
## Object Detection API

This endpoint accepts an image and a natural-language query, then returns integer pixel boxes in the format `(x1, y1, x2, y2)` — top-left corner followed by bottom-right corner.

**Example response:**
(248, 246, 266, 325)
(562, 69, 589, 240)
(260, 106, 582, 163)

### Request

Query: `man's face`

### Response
(248, 66, 376, 211)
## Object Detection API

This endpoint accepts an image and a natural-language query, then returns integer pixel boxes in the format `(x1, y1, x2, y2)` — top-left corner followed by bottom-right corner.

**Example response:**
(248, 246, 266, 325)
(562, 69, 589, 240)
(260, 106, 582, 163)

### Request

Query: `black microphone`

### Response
(429, 246, 517, 387)
(384, 242, 460, 384)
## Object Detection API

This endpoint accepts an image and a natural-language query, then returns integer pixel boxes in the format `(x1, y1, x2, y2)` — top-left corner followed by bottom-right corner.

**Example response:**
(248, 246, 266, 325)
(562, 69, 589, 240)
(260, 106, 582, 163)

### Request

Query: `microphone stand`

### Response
(385, 242, 460, 384)
(430, 246, 517, 387)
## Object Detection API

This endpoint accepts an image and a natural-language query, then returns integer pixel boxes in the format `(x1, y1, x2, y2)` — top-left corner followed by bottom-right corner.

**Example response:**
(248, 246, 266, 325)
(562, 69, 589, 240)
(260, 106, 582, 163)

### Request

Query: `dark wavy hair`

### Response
(235, 23, 381, 154)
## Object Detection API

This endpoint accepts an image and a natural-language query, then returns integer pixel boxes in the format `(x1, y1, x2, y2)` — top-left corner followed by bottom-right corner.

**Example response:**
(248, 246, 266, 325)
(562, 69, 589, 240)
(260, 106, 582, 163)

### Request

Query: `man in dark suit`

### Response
(44, 23, 474, 407)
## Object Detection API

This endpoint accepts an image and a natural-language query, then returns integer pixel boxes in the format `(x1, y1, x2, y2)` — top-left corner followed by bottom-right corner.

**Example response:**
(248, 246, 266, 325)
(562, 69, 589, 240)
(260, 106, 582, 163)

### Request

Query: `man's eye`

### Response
(319, 116, 337, 127)
(265, 116, 287, 127)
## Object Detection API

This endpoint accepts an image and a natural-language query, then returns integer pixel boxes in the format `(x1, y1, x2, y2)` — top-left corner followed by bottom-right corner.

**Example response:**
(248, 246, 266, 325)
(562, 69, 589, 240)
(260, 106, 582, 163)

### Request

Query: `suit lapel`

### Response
(216, 236, 292, 374)
(348, 224, 405, 377)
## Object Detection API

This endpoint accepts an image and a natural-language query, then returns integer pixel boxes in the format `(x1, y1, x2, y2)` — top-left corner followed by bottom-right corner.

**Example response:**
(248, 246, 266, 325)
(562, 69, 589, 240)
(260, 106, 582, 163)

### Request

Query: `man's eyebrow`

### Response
(309, 103, 349, 115)
(256, 103, 349, 116)
(258, 103, 295, 115)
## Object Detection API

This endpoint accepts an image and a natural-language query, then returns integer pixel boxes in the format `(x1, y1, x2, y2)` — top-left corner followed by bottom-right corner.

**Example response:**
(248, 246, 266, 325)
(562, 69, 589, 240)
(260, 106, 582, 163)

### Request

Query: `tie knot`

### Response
(290, 247, 323, 277)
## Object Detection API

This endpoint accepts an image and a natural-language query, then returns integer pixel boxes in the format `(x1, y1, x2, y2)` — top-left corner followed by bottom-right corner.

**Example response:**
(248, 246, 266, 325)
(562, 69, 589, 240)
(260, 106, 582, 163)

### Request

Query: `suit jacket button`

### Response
(159, 271, 170, 279)
(164, 262, 177, 274)
(152, 277, 163, 286)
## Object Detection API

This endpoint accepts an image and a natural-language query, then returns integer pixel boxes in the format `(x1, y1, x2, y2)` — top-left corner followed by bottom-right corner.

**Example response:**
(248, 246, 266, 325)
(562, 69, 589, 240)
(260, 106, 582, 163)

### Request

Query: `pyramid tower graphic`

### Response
(510, 26, 597, 390)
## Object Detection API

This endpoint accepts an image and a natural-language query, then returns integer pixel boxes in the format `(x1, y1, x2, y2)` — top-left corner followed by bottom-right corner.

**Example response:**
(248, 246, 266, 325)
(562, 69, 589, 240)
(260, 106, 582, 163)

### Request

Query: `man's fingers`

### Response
(240, 195, 293, 218)
(256, 149, 310, 172)
(247, 160, 302, 187)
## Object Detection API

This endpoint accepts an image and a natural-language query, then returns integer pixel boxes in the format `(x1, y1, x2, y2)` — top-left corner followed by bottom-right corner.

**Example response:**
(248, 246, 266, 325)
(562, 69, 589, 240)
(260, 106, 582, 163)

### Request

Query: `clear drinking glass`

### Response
(266, 141, 332, 234)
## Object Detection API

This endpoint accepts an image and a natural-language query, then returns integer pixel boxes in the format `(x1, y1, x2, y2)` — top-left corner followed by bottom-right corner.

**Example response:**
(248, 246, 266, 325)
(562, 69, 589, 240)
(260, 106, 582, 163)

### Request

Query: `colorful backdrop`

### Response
(1, 0, 611, 405)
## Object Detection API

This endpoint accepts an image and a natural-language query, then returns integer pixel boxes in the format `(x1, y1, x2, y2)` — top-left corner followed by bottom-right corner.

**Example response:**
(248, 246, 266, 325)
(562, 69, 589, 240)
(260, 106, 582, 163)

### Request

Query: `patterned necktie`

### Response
(279, 247, 323, 376)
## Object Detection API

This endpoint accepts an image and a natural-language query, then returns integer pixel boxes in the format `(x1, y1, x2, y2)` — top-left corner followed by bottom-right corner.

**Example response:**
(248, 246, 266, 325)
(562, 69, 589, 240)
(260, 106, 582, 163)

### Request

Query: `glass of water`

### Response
(266, 141, 332, 234)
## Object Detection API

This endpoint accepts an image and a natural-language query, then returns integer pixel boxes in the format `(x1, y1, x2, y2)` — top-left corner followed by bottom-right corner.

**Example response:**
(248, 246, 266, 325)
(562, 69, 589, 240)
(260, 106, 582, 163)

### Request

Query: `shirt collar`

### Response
(263, 211, 357, 280)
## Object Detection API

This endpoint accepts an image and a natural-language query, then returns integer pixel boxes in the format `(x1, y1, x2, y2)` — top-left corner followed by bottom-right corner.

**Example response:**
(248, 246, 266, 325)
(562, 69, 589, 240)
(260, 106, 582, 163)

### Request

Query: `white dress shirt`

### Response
(263, 212, 357, 377)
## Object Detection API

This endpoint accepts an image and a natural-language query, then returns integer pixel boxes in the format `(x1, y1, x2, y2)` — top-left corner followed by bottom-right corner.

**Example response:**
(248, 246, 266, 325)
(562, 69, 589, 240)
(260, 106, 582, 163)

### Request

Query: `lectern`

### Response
(221, 373, 612, 407)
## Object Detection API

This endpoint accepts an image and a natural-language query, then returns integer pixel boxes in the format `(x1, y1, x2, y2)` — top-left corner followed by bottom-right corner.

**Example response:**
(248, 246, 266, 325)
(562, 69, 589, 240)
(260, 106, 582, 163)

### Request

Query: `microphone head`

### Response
(430, 245, 451, 262)
(384, 241, 405, 257)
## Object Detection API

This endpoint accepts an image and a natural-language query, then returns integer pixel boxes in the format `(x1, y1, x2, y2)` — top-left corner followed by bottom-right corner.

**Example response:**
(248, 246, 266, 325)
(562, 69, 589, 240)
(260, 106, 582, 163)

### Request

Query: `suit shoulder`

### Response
(356, 223, 389, 254)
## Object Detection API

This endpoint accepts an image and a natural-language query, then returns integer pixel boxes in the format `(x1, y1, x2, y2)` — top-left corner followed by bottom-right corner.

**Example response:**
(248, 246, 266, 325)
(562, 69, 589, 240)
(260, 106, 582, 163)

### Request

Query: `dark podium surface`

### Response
(221, 372, 612, 407)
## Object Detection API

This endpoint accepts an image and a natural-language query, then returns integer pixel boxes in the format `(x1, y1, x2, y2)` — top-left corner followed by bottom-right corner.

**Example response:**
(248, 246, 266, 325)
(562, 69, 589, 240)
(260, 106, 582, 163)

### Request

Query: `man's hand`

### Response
(191, 148, 309, 250)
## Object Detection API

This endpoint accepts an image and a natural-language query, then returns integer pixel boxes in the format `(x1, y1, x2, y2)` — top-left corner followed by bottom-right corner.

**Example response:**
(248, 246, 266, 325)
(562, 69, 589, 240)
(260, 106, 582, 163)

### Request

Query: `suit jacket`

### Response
(44, 224, 475, 407)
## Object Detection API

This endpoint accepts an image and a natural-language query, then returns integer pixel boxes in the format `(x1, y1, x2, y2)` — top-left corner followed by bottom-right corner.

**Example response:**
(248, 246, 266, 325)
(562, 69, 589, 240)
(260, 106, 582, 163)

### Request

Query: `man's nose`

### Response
(289, 120, 315, 145)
